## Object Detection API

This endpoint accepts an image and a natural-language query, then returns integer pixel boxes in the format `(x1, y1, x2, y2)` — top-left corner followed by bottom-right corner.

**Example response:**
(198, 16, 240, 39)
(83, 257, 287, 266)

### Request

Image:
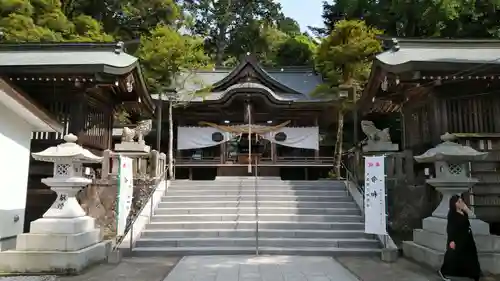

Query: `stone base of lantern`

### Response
(403, 216, 500, 274)
(0, 216, 110, 274)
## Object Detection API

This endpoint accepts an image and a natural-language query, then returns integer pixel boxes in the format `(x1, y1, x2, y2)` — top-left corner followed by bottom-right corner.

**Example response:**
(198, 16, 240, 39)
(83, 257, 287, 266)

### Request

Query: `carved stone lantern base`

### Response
(0, 134, 110, 274)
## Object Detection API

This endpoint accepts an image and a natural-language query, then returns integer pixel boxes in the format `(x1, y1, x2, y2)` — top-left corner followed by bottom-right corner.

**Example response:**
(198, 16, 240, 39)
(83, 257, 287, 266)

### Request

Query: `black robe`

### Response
(441, 211, 481, 281)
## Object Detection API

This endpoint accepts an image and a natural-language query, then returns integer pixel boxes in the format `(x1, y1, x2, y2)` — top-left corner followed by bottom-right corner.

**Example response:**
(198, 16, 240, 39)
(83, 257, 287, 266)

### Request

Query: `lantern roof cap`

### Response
(32, 134, 102, 163)
(414, 133, 488, 163)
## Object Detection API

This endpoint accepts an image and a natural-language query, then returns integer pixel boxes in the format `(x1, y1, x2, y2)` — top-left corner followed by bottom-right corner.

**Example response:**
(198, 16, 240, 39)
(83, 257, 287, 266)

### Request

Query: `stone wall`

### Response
(386, 181, 440, 242)
(77, 182, 153, 239)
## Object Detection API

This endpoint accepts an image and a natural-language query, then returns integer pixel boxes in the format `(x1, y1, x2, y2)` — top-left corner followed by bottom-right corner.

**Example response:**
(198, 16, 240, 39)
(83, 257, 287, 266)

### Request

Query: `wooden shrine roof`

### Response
(359, 37, 500, 114)
(376, 37, 500, 73)
(152, 55, 327, 104)
(0, 42, 155, 116)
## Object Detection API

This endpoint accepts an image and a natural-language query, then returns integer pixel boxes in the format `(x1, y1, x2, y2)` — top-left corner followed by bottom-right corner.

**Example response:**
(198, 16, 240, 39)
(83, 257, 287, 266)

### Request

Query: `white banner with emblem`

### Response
(364, 155, 387, 235)
(117, 156, 134, 236)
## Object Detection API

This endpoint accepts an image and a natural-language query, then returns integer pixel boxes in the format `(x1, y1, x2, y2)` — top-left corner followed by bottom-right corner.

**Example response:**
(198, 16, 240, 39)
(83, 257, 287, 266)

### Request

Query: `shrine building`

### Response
(152, 55, 341, 180)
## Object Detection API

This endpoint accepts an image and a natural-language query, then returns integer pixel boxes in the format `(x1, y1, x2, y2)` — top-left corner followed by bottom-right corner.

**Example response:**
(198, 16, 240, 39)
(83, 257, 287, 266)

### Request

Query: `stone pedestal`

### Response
(403, 218, 500, 274)
(403, 133, 500, 274)
(362, 141, 399, 153)
(115, 141, 150, 153)
(0, 134, 110, 274)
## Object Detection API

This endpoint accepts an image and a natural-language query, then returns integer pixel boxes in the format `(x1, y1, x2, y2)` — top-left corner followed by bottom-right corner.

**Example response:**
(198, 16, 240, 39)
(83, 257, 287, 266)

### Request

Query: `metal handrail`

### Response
(112, 167, 168, 252)
(254, 156, 259, 255)
(341, 160, 364, 197)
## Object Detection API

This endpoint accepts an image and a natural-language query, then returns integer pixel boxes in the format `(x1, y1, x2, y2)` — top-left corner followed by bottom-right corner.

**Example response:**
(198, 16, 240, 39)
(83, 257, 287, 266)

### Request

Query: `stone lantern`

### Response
(403, 133, 500, 274)
(34, 133, 102, 219)
(414, 132, 487, 223)
(0, 134, 109, 274)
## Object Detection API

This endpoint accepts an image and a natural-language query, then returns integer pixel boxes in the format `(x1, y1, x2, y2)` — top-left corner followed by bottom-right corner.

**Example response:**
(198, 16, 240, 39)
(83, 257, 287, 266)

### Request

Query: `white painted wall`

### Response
(0, 101, 33, 240)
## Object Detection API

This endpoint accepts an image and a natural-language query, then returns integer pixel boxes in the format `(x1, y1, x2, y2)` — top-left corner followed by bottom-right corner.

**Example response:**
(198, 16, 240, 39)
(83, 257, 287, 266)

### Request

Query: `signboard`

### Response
(117, 156, 134, 236)
(364, 156, 387, 235)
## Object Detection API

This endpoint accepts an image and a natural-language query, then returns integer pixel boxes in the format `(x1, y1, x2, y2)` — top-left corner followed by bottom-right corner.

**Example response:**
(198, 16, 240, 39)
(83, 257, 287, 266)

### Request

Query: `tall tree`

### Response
(277, 16, 301, 35)
(183, 0, 281, 66)
(138, 24, 212, 178)
(60, 0, 180, 39)
(314, 0, 500, 38)
(274, 34, 316, 66)
(315, 19, 382, 178)
(0, 0, 112, 42)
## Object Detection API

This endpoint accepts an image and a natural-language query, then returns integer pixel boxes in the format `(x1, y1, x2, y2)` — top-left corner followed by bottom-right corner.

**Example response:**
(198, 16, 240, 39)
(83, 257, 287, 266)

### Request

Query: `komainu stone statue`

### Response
(361, 120, 391, 142)
(360, 120, 398, 152)
(121, 119, 152, 144)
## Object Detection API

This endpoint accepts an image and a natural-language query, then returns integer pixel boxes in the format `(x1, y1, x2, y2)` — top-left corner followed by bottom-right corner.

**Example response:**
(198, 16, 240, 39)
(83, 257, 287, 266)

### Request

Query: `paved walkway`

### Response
(164, 256, 361, 281)
(1, 256, 497, 281)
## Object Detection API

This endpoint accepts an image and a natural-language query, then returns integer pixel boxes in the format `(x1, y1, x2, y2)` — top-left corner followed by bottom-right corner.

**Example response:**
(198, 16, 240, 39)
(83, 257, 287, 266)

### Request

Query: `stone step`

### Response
(145, 221, 365, 230)
(158, 201, 357, 208)
(150, 214, 363, 223)
(165, 190, 348, 196)
(168, 185, 346, 190)
(131, 246, 381, 257)
(161, 195, 352, 202)
(155, 207, 361, 215)
(140, 229, 373, 239)
(171, 180, 344, 185)
(134, 237, 380, 248)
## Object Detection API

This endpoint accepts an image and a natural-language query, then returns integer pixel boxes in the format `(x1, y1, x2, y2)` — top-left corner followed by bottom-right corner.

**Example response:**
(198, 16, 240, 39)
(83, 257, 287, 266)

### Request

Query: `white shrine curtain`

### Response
(263, 127, 319, 150)
(177, 127, 232, 150)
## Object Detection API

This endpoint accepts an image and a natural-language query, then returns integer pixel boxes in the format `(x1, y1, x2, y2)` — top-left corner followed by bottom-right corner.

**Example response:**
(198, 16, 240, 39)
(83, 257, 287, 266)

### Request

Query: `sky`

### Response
(276, 0, 324, 32)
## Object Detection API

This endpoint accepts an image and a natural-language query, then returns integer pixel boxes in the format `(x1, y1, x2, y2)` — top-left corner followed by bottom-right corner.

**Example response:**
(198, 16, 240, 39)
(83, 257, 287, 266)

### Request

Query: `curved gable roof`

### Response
(212, 55, 303, 95)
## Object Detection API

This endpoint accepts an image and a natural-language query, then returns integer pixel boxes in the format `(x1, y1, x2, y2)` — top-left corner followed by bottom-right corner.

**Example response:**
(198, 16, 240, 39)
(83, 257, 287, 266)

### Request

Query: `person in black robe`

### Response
(439, 194, 482, 281)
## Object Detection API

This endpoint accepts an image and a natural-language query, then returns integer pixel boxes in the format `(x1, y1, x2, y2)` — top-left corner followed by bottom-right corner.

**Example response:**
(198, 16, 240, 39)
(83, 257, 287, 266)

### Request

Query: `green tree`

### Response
(277, 16, 301, 35)
(275, 34, 316, 66)
(60, 0, 181, 40)
(315, 19, 382, 178)
(183, 0, 281, 66)
(314, 0, 500, 38)
(0, 0, 112, 42)
(138, 24, 212, 178)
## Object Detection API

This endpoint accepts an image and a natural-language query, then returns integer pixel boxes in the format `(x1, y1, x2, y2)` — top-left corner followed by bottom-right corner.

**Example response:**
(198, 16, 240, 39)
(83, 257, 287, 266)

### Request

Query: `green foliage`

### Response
(277, 17, 301, 35)
(275, 35, 316, 66)
(0, 0, 112, 42)
(316, 0, 500, 38)
(314, 19, 382, 179)
(137, 24, 212, 95)
(183, 0, 282, 65)
(316, 20, 382, 90)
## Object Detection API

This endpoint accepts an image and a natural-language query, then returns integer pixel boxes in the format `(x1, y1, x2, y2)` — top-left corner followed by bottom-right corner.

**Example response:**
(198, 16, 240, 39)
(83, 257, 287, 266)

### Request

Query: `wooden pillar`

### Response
(189, 168, 193, 180)
(69, 93, 86, 137)
(304, 167, 308, 180)
(314, 117, 320, 162)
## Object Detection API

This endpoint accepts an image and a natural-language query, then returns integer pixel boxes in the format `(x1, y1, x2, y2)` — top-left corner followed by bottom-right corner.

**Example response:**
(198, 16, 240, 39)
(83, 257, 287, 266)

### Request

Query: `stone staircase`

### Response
(131, 178, 381, 256)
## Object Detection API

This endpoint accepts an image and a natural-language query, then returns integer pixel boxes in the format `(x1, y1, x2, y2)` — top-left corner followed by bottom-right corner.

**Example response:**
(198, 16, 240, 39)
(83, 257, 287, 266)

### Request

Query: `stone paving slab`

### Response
(0, 257, 180, 281)
(336, 257, 438, 281)
(163, 256, 360, 281)
(336, 256, 500, 281)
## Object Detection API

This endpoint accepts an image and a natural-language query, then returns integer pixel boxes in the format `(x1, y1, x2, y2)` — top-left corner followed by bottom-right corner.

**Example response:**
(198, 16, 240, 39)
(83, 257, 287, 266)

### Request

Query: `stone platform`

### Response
(403, 217, 500, 274)
(0, 216, 110, 274)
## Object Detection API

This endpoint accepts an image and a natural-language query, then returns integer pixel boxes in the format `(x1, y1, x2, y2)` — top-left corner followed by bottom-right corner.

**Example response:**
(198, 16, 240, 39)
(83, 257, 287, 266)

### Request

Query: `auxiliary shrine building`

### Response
(154, 55, 338, 180)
